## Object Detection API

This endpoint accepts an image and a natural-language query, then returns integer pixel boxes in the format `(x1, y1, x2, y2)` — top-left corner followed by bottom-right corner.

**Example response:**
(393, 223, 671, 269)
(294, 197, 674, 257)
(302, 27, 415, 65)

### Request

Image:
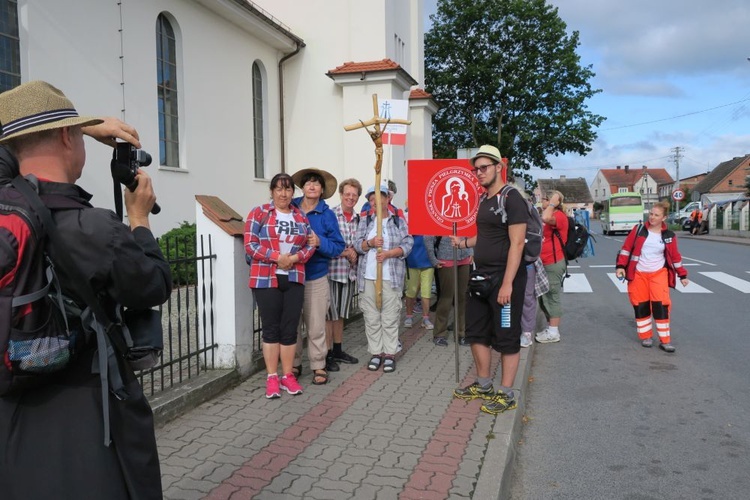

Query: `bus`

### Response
(600, 192, 644, 235)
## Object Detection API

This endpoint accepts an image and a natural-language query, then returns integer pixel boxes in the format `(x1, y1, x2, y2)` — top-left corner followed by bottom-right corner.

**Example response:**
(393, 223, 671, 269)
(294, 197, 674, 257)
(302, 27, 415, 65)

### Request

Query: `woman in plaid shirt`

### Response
(355, 183, 413, 373)
(245, 173, 315, 399)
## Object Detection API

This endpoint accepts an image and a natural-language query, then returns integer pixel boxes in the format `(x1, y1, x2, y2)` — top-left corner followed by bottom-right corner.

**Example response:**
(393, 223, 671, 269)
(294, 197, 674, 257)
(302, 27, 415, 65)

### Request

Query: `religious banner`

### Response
(407, 159, 483, 237)
(377, 98, 409, 145)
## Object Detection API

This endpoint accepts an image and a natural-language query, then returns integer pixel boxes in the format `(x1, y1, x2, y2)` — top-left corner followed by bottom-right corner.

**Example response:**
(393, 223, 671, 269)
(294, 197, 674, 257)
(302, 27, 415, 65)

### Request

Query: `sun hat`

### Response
(0, 81, 103, 144)
(365, 182, 390, 200)
(291, 168, 338, 200)
(469, 145, 502, 166)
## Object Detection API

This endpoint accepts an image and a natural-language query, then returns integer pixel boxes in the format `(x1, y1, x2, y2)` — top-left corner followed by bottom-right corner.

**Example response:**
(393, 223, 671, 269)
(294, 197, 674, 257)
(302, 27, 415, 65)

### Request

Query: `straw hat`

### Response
(291, 168, 338, 200)
(469, 144, 502, 166)
(0, 81, 103, 144)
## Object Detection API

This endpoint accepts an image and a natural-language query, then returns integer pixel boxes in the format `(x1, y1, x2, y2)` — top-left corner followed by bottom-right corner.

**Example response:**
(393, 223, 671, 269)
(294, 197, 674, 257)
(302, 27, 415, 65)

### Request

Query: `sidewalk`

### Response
(156, 315, 532, 499)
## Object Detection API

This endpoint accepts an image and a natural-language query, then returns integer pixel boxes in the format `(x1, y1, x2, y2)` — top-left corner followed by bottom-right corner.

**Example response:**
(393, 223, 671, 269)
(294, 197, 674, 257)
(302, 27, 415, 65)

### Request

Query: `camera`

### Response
(111, 142, 160, 215)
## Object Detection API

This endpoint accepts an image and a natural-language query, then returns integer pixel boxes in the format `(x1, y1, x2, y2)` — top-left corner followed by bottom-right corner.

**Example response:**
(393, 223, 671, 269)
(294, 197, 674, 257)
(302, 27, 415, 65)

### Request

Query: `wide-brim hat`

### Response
(291, 168, 338, 200)
(469, 144, 502, 166)
(0, 80, 103, 144)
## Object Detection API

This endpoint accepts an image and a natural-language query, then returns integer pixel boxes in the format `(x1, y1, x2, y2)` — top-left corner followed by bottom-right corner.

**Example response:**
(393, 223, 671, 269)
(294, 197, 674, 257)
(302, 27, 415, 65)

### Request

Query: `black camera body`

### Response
(112, 142, 152, 190)
(111, 142, 160, 215)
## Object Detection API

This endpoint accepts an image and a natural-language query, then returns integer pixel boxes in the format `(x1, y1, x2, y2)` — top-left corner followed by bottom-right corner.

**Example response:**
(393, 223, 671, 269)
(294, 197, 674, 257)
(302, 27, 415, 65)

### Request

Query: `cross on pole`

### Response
(344, 94, 410, 309)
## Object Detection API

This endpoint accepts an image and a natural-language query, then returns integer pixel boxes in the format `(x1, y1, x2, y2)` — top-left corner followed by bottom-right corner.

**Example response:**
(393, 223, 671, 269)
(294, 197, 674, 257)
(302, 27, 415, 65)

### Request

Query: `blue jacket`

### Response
(406, 235, 432, 269)
(292, 196, 345, 280)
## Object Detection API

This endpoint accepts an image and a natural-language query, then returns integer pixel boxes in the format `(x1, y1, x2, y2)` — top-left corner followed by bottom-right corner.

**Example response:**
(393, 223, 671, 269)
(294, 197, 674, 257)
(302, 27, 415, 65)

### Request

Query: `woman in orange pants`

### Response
(615, 201, 689, 353)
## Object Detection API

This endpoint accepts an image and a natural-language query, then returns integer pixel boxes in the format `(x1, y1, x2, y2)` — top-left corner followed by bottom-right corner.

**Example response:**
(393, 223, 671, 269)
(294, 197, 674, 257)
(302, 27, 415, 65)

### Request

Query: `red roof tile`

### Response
(327, 59, 401, 74)
(409, 88, 432, 99)
(600, 167, 673, 187)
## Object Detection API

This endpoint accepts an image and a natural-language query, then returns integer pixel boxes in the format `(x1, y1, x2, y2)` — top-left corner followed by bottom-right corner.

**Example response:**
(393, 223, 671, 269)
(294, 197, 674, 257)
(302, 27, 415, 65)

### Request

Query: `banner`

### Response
(407, 159, 483, 237)
(377, 98, 409, 145)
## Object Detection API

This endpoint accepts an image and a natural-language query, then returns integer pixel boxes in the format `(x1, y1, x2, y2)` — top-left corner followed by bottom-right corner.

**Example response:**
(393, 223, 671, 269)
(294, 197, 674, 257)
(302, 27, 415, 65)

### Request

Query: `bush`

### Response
(158, 221, 197, 286)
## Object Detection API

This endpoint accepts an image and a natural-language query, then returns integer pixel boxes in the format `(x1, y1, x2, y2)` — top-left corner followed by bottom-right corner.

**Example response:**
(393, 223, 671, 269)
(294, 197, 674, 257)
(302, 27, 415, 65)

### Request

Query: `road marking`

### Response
(589, 264, 614, 268)
(682, 256, 717, 266)
(673, 280, 712, 293)
(607, 273, 629, 293)
(563, 273, 592, 293)
(699, 272, 750, 293)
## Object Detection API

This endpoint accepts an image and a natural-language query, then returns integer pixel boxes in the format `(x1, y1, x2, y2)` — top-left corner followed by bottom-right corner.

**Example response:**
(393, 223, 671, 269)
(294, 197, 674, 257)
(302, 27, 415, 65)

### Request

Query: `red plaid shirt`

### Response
(245, 203, 315, 288)
(328, 205, 359, 283)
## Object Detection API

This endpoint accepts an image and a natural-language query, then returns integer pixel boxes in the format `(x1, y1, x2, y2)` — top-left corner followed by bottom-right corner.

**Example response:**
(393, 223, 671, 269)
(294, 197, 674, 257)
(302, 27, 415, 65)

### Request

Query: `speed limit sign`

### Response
(672, 189, 685, 201)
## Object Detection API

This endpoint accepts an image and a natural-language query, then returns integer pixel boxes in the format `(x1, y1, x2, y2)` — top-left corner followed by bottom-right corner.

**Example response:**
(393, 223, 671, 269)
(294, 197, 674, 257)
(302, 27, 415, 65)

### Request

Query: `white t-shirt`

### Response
(636, 230, 665, 273)
(274, 211, 296, 275)
(365, 225, 392, 281)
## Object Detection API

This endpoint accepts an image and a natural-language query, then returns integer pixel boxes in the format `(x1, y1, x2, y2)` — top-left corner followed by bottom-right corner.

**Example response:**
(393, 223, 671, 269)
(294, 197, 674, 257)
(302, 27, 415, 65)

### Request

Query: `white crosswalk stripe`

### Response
(562, 273, 592, 293)
(672, 280, 712, 293)
(699, 272, 750, 293)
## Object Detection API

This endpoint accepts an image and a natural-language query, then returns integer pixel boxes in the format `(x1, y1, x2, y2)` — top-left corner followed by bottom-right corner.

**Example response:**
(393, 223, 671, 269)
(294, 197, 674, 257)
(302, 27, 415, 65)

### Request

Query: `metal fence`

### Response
(137, 233, 218, 396)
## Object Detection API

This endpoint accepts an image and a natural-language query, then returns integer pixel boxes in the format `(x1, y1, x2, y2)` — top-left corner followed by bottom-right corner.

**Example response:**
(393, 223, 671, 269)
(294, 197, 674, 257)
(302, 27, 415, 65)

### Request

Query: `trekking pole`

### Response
(452, 222, 460, 383)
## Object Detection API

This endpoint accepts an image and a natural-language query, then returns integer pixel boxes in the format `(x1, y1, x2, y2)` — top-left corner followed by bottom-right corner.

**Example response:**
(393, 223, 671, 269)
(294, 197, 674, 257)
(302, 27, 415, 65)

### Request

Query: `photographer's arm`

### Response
(124, 170, 156, 230)
(82, 117, 141, 149)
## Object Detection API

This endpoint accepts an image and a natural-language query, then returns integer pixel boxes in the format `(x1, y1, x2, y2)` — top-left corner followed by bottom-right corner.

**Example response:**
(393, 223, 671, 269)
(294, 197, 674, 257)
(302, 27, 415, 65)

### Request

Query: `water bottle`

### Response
(500, 303, 511, 328)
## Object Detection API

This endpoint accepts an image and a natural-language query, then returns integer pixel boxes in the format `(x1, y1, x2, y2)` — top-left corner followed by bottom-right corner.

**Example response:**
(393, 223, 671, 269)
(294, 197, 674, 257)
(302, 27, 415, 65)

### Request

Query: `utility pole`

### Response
(671, 146, 683, 213)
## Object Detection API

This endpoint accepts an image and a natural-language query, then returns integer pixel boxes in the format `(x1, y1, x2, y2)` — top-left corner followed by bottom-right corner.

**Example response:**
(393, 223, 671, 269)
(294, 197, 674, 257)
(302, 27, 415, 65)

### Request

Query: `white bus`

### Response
(601, 192, 644, 235)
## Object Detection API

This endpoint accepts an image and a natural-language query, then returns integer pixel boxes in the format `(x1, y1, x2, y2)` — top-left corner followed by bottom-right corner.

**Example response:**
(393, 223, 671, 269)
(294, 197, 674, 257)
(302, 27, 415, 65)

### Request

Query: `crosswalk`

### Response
(563, 269, 750, 294)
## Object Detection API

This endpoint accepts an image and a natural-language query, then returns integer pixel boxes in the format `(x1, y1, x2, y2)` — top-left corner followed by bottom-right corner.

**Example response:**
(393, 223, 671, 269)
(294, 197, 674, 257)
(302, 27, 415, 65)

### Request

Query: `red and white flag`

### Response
(377, 98, 409, 145)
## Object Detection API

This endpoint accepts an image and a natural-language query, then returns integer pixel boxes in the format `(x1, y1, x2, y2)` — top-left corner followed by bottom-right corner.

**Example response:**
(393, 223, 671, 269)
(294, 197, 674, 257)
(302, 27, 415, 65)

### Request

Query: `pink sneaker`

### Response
(280, 373, 303, 395)
(266, 375, 281, 399)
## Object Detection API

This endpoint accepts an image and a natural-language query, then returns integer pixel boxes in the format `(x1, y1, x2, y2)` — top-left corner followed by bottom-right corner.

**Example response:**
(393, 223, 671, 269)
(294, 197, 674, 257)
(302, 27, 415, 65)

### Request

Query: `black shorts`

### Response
(464, 264, 527, 354)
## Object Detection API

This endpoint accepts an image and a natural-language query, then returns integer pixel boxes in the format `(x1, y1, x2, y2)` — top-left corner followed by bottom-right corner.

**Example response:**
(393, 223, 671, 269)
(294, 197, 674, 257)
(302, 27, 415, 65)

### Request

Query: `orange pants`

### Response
(627, 268, 671, 343)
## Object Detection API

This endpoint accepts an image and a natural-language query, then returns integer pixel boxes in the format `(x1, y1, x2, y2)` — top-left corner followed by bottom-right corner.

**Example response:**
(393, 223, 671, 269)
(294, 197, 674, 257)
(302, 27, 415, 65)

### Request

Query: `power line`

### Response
(599, 97, 750, 131)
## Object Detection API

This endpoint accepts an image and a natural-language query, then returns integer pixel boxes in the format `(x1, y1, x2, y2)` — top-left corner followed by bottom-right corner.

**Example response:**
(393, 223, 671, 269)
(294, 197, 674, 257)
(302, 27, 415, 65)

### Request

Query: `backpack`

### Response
(553, 214, 592, 262)
(0, 174, 80, 396)
(493, 185, 543, 262)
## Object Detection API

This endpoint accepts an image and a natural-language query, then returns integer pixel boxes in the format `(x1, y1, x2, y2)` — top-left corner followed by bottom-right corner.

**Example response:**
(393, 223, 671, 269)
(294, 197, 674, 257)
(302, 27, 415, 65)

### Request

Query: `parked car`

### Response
(676, 201, 702, 223)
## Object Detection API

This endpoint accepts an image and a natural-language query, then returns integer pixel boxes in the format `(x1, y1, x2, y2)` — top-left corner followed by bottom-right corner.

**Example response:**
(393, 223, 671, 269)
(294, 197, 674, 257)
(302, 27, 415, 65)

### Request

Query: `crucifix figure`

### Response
(344, 94, 410, 309)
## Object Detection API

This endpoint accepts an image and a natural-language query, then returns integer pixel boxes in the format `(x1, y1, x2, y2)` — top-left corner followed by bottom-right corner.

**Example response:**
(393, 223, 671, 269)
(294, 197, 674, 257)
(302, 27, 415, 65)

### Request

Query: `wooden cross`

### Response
(344, 94, 411, 309)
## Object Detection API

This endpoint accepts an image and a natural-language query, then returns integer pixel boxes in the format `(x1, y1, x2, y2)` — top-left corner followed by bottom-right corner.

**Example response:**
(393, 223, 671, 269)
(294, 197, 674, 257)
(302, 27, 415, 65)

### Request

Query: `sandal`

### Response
(291, 365, 302, 378)
(311, 369, 329, 385)
(382, 355, 396, 373)
(367, 355, 382, 371)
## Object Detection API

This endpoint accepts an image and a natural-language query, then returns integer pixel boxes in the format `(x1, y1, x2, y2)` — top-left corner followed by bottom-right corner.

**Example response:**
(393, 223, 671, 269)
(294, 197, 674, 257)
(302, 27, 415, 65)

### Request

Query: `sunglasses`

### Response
(472, 163, 496, 175)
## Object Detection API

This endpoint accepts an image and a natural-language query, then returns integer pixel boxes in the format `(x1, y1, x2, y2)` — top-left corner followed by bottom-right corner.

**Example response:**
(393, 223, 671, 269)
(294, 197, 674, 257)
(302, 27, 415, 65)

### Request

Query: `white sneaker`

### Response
(422, 317, 434, 330)
(404, 316, 413, 328)
(520, 332, 532, 348)
(535, 329, 560, 343)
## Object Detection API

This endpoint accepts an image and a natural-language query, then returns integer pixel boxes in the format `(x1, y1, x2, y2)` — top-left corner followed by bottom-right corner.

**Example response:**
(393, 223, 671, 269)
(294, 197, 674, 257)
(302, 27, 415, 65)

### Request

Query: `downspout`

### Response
(278, 41, 304, 173)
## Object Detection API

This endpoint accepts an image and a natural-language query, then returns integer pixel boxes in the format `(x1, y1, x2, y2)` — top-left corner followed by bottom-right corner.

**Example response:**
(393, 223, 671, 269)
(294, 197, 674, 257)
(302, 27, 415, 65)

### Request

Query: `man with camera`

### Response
(0, 81, 172, 499)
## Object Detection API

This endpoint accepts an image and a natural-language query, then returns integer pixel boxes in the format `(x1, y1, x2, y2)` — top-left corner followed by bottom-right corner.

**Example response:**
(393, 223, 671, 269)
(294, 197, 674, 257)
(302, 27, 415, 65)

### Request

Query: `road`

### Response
(510, 230, 750, 499)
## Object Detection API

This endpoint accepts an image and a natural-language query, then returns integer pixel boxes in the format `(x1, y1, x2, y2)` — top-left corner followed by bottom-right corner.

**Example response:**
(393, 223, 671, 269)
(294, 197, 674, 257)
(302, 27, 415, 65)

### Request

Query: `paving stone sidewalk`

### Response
(156, 314, 532, 499)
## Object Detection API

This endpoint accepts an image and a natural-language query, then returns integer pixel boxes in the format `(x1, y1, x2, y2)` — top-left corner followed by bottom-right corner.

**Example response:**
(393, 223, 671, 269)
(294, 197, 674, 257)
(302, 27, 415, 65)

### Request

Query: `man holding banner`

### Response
(450, 145, 528, 415)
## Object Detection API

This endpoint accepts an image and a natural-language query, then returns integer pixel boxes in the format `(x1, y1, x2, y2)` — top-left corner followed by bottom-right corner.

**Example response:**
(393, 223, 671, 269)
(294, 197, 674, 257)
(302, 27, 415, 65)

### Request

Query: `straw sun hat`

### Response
(291, 168, 338, 200)
(0, 80, 103, 144)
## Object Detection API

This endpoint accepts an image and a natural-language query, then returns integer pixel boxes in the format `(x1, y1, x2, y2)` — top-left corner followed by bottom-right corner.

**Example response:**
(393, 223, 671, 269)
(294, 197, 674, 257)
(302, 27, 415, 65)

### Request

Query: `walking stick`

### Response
(452, 222, 461, 383)
(344, 94, 410, 309)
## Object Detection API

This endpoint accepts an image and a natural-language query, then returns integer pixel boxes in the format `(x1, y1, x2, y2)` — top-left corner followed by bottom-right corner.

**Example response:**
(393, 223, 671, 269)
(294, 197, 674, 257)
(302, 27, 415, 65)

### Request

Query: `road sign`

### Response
(672, 189, 685, 201)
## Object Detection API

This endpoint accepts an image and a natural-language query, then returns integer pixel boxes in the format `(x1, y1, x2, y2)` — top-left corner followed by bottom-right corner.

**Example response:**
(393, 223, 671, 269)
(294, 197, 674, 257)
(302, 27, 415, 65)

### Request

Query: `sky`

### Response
(423, 0, 750, 186)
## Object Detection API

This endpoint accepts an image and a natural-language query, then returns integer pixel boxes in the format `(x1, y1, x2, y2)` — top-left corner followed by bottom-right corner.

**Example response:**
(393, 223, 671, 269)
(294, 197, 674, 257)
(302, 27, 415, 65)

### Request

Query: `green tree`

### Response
(425, 0, 605, 184)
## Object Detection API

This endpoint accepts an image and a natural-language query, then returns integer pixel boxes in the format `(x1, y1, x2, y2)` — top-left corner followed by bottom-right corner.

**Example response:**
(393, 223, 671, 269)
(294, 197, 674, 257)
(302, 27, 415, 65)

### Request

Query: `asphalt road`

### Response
(510, 230, 750, 500)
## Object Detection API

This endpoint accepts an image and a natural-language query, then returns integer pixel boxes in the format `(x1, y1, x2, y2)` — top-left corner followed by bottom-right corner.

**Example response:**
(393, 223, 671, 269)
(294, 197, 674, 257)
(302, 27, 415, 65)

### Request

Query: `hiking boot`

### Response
(422, 317, 434, 330)
(280, 373, 303, 395)
(333, 350, 358, 364)
(520, 332, 532, 348)
(404, 316, 413, 328)
(480, 391, 517, 415)
(433, 337, 448, 347)
(641, 338, 653, 348)
(659, 342, 676, 353)
(325, 353, 340, 372)
(453, 382, 494, 401)
(535, 329, 560, 344)
(266, 375, 281, 399)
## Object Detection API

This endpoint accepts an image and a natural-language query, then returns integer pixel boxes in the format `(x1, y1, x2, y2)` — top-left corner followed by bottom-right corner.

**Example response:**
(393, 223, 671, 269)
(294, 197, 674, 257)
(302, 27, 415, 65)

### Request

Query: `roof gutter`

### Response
(279, 41, 304, 173)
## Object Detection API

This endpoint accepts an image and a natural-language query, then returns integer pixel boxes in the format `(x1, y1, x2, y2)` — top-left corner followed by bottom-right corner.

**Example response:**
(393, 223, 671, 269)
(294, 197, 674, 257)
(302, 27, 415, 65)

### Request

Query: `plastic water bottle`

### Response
(500, 303, 511, 328)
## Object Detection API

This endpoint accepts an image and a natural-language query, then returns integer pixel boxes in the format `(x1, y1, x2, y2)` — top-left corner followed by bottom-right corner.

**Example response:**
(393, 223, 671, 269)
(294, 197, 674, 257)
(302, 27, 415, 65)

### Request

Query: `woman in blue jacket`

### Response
(291, 168, 345, 385)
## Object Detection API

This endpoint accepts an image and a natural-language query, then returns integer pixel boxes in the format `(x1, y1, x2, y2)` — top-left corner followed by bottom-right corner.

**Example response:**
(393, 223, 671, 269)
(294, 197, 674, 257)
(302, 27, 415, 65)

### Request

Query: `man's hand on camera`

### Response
(124, 170, 156, 230)
(82, 117, 141, 149)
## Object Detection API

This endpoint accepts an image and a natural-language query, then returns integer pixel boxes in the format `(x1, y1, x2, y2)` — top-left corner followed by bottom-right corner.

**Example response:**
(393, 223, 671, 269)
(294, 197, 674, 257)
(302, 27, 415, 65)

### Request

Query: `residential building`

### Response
(692, 154, 750, 205)
(535, 176, 594, 215)
(590, 165, 673, 210)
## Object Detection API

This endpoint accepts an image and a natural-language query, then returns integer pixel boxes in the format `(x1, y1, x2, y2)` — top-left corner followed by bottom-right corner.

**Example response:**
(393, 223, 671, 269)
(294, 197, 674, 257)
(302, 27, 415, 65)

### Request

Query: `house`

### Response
(590, 165, 674, 210)
(692, 154, 750, 206)
(1, 0, 433, 235)
(535, 176, 594, 215)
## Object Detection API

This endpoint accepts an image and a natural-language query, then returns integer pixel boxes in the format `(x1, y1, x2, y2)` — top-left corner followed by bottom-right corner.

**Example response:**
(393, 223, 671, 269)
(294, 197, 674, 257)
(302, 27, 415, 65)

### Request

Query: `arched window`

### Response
(156, 14, 179, 167)
(252, 62, 265, 178)
(0, 0, 21, 93)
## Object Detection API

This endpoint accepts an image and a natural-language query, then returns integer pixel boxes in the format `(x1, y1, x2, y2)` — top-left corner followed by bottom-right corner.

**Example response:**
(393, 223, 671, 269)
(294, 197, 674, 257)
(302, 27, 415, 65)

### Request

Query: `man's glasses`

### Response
(472, 163, 496, 175)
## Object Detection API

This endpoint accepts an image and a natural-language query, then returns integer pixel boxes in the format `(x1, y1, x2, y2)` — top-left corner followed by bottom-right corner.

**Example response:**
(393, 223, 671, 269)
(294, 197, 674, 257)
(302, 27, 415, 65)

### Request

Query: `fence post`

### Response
(195, 197, 256, 377)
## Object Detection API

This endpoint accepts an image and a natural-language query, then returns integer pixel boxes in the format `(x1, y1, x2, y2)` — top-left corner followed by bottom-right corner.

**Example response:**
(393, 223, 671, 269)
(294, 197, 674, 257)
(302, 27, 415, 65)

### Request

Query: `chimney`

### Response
(624, 165, 630, 173)
(616, 166, 621, 170)
(560, 175, 566, 180)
